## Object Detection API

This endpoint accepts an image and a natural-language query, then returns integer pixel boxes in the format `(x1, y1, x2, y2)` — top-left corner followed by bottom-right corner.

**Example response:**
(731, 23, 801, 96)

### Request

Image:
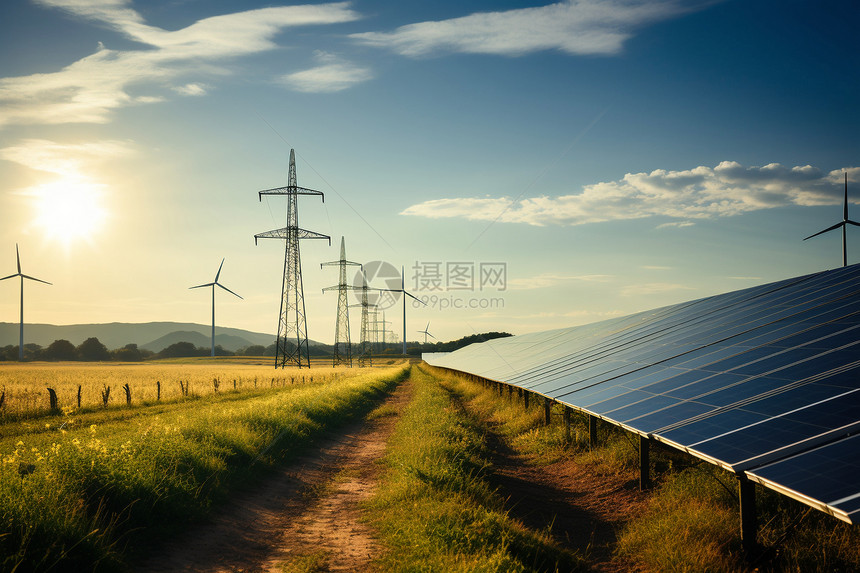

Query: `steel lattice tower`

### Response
(350, 271, 374, 367)
(321, 237, 361, 367)
(255, 149, 330, 369)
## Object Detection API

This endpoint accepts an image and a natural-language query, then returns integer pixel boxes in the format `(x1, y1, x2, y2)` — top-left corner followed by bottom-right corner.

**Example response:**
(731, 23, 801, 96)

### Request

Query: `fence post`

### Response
(46, 387, 58, 411)
(544, 398, 551, 426)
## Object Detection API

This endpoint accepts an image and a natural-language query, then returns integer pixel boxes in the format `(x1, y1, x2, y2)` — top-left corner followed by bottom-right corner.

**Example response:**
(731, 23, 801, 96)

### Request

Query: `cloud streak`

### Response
(280, 51, 373, 93)
(351, 0, 713, 57)
(0, 1, 359, 127)
(401, 162, 860, 227)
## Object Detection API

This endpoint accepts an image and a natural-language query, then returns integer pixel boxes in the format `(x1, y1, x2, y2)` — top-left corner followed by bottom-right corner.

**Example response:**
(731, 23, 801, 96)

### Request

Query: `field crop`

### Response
(0, 363, 409, 572)
(0, 361, 359, 418)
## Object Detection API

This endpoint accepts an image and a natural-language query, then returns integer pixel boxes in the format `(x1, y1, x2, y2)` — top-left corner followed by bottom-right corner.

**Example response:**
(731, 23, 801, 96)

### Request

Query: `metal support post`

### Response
(524, 391, 529, 410)
(738, 475, 758, 554)
(588, 415, 598, 450)
(564, 407, 571, 442)
(639, 435, 651, 491)
(544, 398, 552, 426)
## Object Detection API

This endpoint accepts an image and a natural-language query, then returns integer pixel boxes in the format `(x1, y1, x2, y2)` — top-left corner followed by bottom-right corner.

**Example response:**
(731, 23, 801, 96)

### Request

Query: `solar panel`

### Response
(424, 263, 860, 523)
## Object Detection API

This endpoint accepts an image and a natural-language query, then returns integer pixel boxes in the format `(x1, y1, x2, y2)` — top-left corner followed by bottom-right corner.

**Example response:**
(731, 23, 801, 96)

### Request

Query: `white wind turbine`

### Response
(190, 258, 242, 357)
(376, 266, 426, 356)
(0, 245, 51, 361)
(804, 172, 860, 267)
(418, 321, 435, 344)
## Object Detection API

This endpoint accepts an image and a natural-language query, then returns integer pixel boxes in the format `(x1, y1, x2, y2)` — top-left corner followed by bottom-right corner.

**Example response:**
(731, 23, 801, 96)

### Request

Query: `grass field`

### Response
(0, 361, 409, 572)
(0, 359, 388, 418)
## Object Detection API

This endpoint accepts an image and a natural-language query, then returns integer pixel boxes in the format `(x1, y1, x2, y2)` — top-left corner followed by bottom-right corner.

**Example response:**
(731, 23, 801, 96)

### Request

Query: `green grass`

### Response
(0, 365, 409, 573)
(366, 366, 585, 573)
(427, 366, 860, 573)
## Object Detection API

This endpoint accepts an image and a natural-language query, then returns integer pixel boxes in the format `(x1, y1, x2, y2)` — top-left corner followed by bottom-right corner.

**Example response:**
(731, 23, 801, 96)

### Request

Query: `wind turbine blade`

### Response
(427, 332, 436, 340)
(189, 282, 214, 289)
(425, 321, 430, 331)
(215, 258, 225, 282)
(844, 172, 849, 221)
(21, 274, 51, 285)
(16, 244, 21, 274)
(803, 222, 844, 241)
(216, 282, 243, 299)
(847, 220, 860, 228)
(0, 273, 17, 282)
(403, 290, 427, 305)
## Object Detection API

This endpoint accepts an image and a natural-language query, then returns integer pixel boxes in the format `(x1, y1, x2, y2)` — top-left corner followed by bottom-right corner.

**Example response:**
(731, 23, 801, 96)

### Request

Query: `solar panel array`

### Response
(423, 264, 860, 524)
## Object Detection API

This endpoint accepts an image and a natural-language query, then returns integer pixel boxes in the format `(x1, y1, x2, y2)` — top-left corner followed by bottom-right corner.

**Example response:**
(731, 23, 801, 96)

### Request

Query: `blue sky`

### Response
(0, 0, 858, 346)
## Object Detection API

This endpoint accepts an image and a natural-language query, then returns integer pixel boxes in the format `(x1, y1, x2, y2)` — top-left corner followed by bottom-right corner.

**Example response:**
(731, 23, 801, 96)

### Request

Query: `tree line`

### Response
(0, 338, 287, 362)
(0, 331, 513, 361)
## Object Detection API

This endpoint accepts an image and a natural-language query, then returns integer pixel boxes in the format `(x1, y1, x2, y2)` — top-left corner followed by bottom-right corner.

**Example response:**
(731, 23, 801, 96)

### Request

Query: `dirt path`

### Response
(135, 380, 412, 573)
(487, 432, 649, 572)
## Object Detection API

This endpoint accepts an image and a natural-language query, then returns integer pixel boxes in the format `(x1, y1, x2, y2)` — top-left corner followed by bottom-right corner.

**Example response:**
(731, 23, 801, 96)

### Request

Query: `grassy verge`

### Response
(429, 367, 860, 572)
(0, 365, 408, 573)
(366, 366, 585, 572)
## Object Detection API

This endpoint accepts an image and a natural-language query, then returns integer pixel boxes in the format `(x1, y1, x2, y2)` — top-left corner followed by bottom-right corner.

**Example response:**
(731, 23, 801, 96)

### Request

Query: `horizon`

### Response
(1, 0, 858, 345)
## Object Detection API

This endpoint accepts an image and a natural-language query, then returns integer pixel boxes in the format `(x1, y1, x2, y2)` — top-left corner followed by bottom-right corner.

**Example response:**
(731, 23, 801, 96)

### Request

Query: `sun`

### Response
(30, 178, 108, 245)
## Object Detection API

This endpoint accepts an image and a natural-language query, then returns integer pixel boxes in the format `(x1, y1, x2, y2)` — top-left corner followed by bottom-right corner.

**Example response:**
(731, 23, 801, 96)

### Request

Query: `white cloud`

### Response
(0, 138, 134, 176)
(401, 163, 860, 227)
(656, 220, 695, 229)
(507, 272, 612, 290)
(620, 282, 695, 296)
(351, 0, 713, 57)
(280, 52, 373, 93)
(174, 83, 208, 96)
(0, 1, 360, 127)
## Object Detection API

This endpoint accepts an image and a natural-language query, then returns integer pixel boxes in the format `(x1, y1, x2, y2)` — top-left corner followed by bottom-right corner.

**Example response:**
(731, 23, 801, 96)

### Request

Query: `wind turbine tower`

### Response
(804, 172, 860, 267)
(321, 237, 361, 367)
(255, 149, 330, 369)
(0, 245, 51, 361)
(189, 258, 242, 357)
(377, 266, 426, 356)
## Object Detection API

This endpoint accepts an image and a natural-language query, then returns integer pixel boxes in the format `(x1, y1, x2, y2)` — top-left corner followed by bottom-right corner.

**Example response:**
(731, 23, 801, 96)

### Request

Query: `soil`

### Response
(134, 379, 413, 573)
(486, 433, 649, 572)
(134, 378, 648, 572)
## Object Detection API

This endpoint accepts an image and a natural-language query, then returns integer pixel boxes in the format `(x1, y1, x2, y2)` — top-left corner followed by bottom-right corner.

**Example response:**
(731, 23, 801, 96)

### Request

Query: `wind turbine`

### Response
(0, 245, 51, 361)
(804, 172, 860, 267)
(376, 266, 426, 356)
(418, 321, 435, 344)
(189, 258, 242, 357)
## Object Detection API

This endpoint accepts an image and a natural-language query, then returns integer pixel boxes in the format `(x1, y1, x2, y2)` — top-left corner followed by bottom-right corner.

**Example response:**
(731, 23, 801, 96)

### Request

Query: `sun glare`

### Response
(31, 179, 108, 245)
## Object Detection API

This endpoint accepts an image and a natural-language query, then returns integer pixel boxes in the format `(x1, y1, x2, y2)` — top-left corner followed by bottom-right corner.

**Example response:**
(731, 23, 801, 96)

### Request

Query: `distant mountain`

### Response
(139, 330, 259, 353)
(0, 321, 281, 352)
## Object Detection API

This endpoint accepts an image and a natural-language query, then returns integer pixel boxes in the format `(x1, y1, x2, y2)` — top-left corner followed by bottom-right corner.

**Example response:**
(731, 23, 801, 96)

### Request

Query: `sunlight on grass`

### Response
(0, 364, 409, 571)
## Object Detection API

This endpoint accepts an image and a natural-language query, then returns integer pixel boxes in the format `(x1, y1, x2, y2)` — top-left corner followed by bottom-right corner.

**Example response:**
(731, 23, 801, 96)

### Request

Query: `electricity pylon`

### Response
(255, 149, 330, 369)
(349, 270, 375, 367)
(321, 237, 361, 367)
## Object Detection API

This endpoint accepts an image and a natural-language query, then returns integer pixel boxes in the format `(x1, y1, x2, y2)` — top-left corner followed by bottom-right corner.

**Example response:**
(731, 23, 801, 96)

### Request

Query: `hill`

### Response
(0, 321, 278, 352)
(139, 331, 259, 353)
